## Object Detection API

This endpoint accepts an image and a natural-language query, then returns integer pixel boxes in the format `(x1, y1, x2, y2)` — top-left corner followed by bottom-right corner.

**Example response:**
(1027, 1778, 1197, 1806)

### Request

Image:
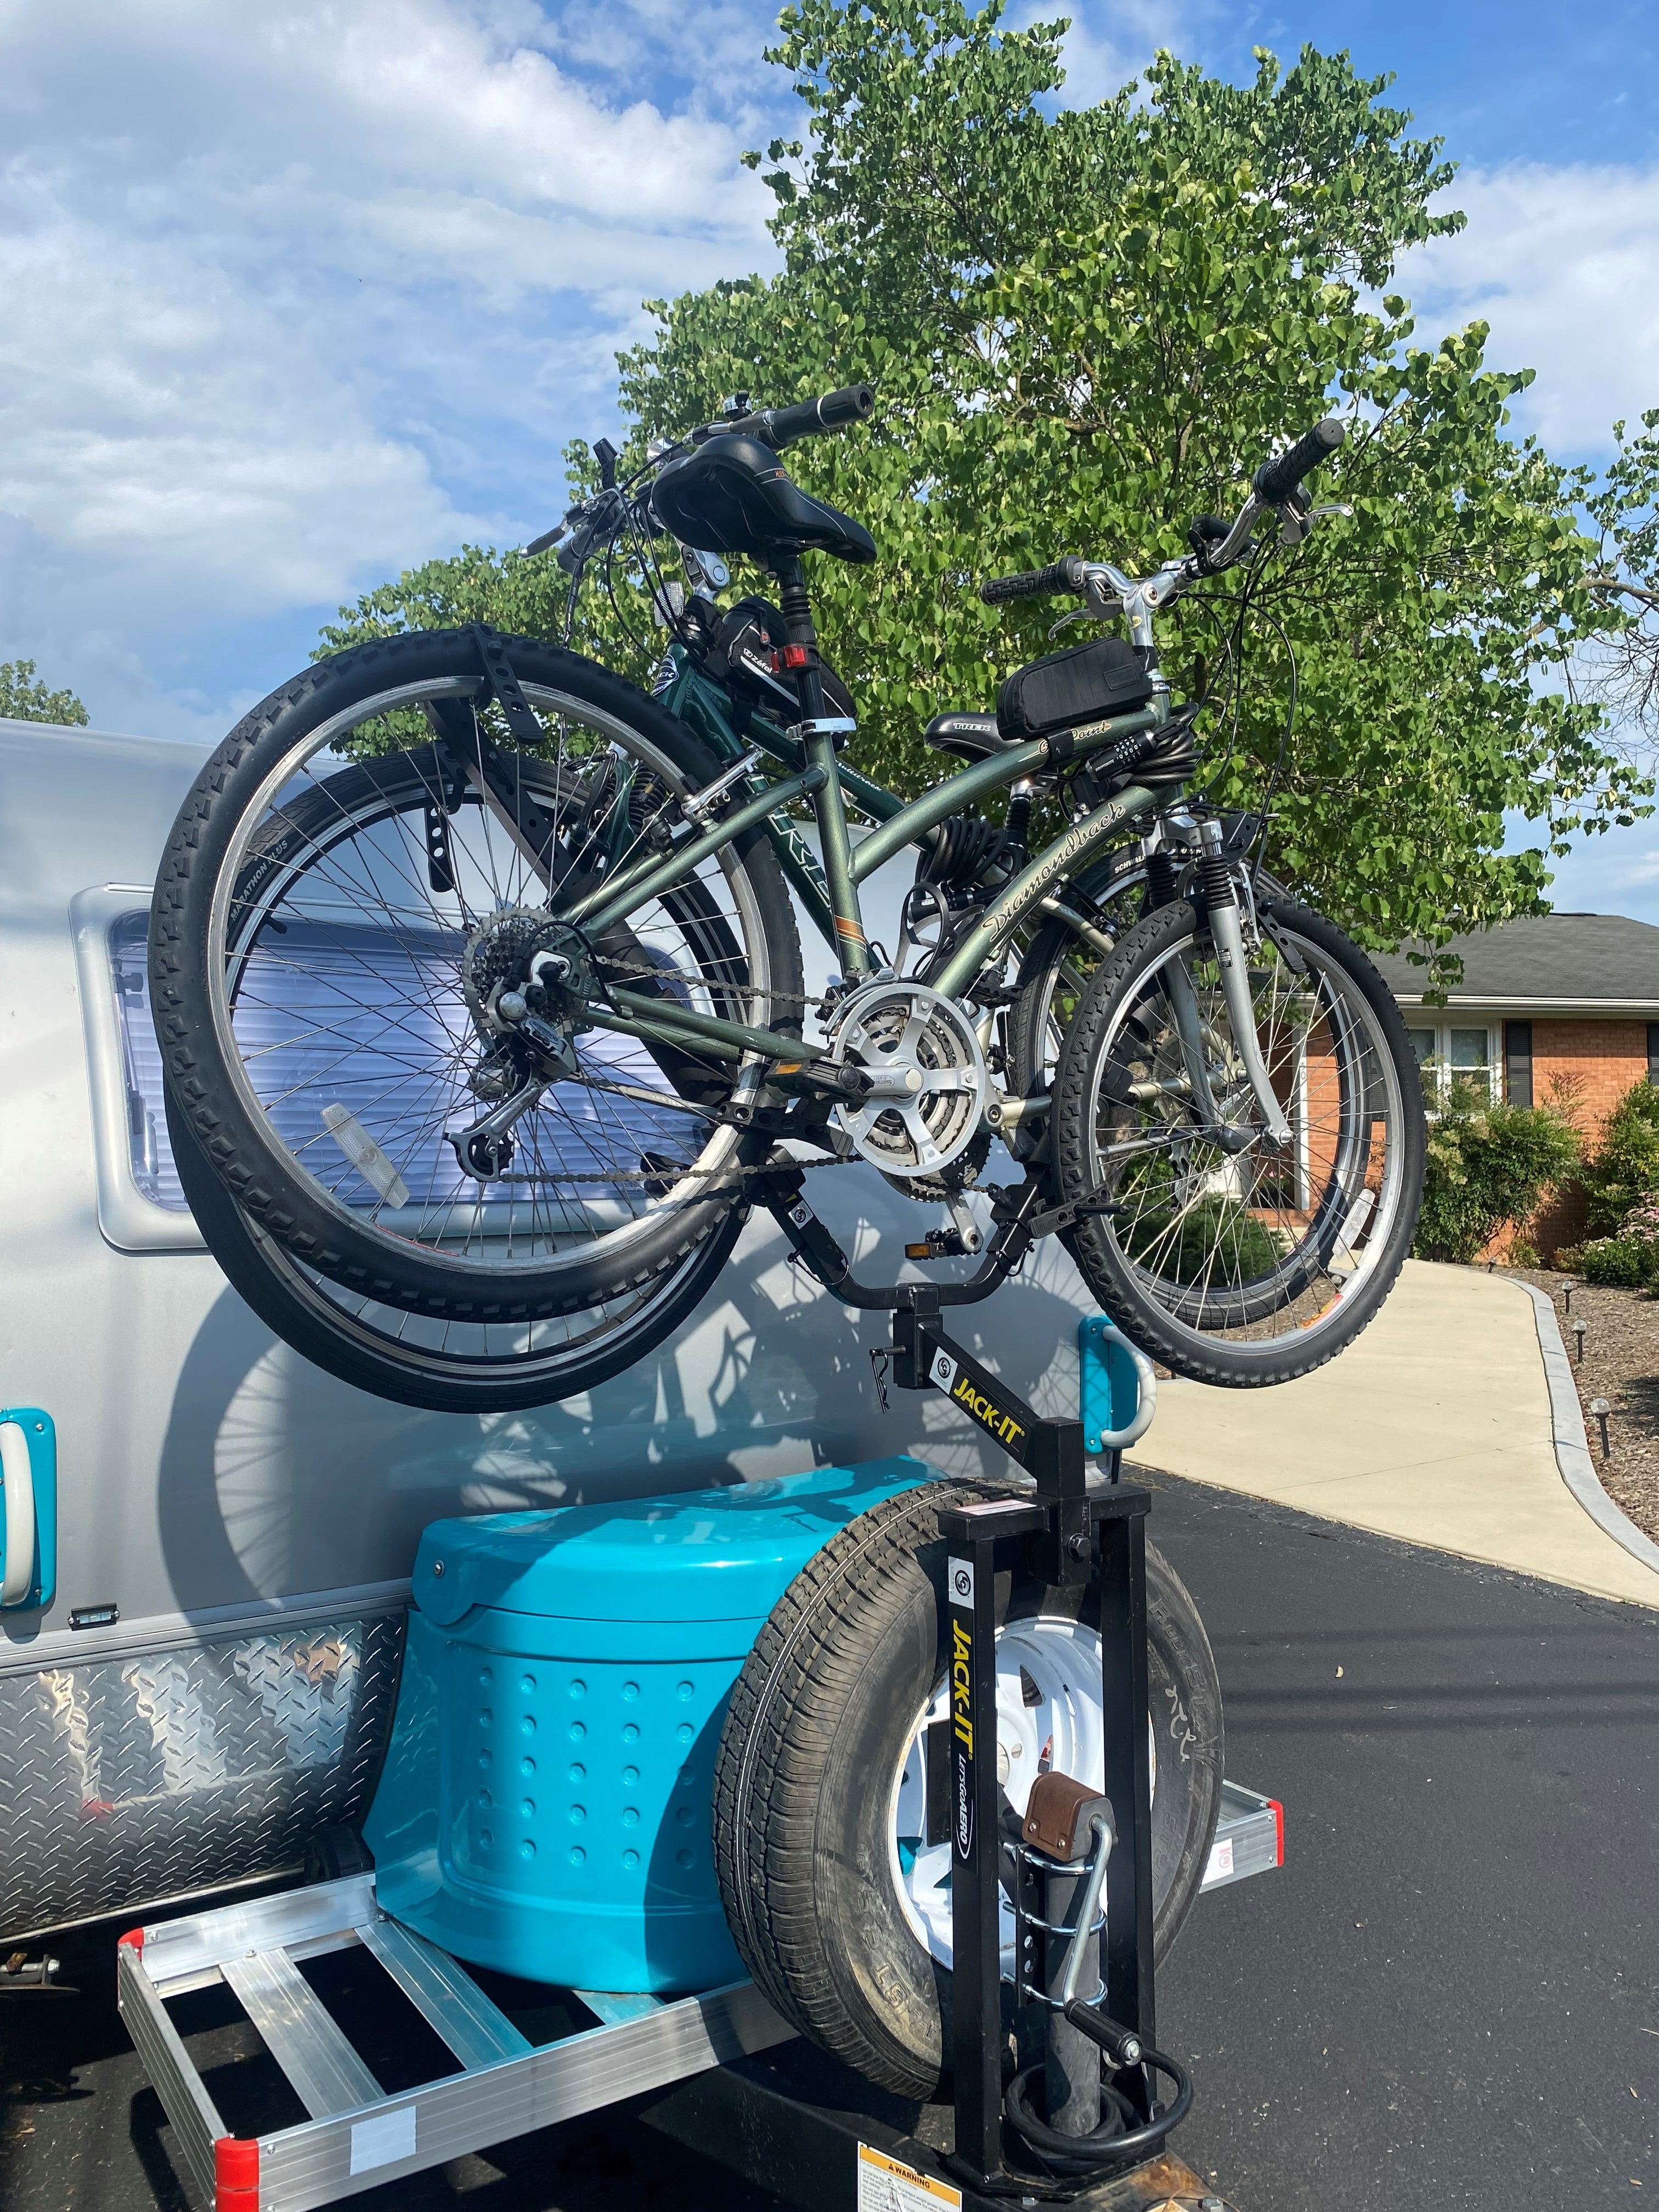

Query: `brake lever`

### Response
(556, 488, 631, 575)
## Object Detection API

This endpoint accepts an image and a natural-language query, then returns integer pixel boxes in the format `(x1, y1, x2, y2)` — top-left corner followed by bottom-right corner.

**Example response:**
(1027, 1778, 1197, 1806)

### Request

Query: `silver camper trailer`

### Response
(0, 715, 1096, 1944)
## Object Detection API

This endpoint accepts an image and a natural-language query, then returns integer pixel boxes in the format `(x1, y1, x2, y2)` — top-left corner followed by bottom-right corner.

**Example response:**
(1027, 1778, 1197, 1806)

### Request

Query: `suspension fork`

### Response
(1194, 819, 1293, 1148)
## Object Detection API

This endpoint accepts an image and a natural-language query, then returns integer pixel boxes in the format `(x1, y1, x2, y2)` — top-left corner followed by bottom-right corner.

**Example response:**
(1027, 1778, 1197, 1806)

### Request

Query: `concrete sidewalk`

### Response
(1137, 1259, 1659, 1606)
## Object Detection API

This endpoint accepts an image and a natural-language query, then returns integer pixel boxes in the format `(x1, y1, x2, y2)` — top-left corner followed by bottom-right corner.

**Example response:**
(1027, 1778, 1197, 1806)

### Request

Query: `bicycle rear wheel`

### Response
(1052, 894, 1424, 1385)
(150, 630, 803, 1325)
(165, 1086, 747, 1412)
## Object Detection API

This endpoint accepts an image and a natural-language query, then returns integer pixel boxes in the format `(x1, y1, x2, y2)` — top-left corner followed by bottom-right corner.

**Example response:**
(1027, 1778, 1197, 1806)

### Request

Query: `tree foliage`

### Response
(0, 657, 89, 726)
(1583, 411, 1659, 775)
(318, 3, 1652, 980)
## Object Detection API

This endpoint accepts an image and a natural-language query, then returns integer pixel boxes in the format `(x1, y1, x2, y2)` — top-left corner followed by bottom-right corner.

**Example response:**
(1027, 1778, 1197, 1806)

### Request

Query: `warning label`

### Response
(855, 2143, 962, 2211)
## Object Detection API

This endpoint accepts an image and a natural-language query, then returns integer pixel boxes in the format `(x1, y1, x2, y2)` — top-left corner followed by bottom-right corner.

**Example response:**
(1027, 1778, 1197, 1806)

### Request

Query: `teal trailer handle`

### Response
(1077, 1319, 1157, 1455)
(0, 1408, 56, 1611)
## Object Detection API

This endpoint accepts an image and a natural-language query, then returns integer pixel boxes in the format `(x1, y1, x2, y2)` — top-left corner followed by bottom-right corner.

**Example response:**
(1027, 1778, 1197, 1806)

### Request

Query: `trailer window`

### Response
(106, 910, 190, 1211)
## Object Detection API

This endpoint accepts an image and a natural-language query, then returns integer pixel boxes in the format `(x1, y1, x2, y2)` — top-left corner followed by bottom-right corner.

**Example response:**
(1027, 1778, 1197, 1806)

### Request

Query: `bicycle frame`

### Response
(563, 647, 1173, 1068)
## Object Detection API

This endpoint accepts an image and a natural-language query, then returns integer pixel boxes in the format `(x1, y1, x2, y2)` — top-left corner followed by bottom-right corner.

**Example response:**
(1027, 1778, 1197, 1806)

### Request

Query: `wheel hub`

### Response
(823, 981, 990, 1179)
(888, 1617, 1114, 1972)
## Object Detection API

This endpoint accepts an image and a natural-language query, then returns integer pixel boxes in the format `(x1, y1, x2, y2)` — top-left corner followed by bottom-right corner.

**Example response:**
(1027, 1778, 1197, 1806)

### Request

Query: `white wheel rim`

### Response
(886, 1617, 1154, 1976)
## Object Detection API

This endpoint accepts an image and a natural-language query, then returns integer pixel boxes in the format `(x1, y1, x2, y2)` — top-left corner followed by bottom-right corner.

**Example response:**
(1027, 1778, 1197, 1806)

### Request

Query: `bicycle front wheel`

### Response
(1052, 894, 1425, 1385)
(150, 630, 803, 1324)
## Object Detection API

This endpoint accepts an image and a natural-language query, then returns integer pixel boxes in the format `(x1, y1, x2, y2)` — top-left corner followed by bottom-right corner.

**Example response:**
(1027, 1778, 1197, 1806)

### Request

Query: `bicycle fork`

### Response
(1169, 821, 1292, 1152)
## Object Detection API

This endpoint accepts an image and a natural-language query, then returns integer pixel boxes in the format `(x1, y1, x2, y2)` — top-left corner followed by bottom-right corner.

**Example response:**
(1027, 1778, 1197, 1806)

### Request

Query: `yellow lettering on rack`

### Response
(950, 1618, 973, 1751)
(949, 1372, 1026, 1451)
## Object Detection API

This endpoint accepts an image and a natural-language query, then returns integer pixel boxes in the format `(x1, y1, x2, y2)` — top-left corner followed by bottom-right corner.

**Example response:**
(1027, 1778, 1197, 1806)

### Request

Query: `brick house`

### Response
(1370, 913, 1659, 1257)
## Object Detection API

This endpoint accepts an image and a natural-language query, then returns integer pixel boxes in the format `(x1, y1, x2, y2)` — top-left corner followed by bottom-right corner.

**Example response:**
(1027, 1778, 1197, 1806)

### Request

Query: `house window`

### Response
(1505, 1020, 1533, 1108)
(1404, 1021, 1499, 1107)
(1649, 1022, 1658, 1088)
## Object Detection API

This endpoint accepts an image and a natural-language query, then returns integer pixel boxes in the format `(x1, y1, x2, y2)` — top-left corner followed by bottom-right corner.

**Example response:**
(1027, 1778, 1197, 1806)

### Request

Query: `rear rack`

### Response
(1204, 1779, 1284, 1890)
(116, 1874, 790, 2212)
(117, 1781, 1281, 2212)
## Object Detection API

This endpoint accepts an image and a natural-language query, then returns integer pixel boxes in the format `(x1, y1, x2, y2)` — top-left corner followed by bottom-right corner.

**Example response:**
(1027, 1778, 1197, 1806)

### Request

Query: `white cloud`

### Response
(0, 0, 778, 733)
(1006, 0, 1204, 110)
(1404, 162, 1659, 455)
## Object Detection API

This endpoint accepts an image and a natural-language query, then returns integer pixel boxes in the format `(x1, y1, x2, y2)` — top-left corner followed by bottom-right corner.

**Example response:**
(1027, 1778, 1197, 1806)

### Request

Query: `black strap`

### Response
(470, 624, 548, 756)
(419, 630, 568, 889)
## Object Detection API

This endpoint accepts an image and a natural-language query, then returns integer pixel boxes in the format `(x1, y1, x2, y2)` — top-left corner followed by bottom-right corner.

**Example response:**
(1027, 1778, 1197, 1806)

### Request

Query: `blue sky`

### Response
(2, 0, 1657, 916)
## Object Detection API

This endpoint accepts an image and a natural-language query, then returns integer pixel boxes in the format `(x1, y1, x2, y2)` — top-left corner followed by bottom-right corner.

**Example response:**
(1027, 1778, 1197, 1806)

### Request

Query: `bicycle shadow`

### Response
(155, 1163, 1099, 1610)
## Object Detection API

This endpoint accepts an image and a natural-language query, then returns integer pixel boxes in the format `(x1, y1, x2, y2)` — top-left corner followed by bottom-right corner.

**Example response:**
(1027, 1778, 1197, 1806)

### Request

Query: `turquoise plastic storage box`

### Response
(365, 1458, 934, 1995)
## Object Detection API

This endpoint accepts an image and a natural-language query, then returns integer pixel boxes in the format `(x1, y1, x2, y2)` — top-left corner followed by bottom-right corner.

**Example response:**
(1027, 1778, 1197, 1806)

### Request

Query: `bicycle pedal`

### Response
(904, 1231, 969, 1261)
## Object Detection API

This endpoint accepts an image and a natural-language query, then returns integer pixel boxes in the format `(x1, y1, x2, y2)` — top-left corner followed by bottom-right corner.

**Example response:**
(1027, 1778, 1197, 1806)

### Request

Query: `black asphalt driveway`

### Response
(2, 1472, 1655, 2210)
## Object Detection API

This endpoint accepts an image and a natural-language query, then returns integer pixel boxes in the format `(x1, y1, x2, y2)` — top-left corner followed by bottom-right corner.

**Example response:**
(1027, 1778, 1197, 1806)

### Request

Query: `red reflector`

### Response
(1269, 1797, 1285, 1865)
(216, 2135, 260, 2209)
(117, 1927, 144, 1953)
(779, 644, 810, 669)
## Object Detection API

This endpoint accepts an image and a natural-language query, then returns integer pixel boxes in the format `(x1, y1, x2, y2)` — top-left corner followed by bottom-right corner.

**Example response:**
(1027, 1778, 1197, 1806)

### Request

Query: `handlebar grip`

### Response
(1253, 419, 1345, 506)
(526, 523, 565, 557)
(979, 557, 1084, 606)
(765, 384, 876, 448)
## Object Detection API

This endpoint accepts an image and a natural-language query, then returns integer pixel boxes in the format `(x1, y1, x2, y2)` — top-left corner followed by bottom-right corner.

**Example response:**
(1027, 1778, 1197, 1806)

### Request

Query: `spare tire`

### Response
(712, 1481, 1222, 2099)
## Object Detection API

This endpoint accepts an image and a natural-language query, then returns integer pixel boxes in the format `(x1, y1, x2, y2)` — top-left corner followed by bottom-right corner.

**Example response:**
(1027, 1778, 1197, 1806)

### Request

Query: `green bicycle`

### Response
(150, 386, 1424, 1408)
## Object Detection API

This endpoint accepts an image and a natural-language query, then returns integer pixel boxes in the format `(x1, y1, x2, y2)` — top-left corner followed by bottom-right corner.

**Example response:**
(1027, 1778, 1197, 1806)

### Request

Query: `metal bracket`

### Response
(785, 716, 856, 749)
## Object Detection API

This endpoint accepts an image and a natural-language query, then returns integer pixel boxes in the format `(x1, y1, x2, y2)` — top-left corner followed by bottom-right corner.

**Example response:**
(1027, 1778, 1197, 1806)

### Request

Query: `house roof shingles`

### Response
(1369, 914, 1659, 1011)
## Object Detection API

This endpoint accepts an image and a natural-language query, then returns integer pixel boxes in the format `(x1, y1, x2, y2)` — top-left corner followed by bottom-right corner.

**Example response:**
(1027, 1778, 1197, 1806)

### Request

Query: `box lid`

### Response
(411, 1457, 934, 1629)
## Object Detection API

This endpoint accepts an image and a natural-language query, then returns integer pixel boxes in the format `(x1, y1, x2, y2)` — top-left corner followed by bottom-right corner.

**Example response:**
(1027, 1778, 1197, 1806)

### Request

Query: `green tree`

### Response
(0, 657, 89, 726)
(319, 5, 1651, 981)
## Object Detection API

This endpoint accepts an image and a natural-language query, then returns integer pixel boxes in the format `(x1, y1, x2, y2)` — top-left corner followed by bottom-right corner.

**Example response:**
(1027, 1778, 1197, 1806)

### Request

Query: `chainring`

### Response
(824, 981, 990, 1180)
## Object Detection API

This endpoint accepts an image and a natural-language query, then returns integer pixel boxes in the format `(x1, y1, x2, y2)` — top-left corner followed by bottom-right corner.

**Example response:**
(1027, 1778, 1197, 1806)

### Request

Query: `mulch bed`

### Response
(1481, 1264, 1659, 1544)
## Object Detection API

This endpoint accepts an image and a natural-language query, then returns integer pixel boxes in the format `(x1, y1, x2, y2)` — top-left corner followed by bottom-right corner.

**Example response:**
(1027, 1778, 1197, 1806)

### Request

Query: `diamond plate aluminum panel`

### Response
(0, 1612, 403, 1939)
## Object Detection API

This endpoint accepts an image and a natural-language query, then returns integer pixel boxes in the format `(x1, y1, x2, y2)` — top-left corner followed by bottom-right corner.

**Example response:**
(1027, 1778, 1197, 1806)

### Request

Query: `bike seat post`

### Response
(771, 553, 871, 977)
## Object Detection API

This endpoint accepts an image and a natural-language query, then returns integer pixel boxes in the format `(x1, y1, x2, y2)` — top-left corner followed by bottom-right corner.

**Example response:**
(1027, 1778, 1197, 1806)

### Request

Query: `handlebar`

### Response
(526, 382, 877, 560)
(715, 383, 876, 452)
(1253, 417, 1345, 506)
(978, 416, 1347, 611)
(979, 556, 1087, 605)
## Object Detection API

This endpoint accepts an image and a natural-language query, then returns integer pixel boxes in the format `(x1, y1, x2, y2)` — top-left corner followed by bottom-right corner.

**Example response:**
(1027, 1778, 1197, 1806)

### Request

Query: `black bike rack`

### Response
(903, 1289, 1159, 2189)
(740, 1170, 1192, 2200)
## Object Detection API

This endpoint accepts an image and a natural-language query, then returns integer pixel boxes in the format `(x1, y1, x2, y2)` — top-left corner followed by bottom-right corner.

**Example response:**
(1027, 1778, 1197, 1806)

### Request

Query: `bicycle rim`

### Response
(202, 693, 778, 1295)
(1074, 911, 1412, 1358)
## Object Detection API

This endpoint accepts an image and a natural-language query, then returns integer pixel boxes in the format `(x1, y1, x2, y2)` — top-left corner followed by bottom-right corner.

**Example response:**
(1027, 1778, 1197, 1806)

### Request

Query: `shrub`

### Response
(1578, 1082, 1659, 1237)
(1507, 1238, 1542, 1269)
(1580, 1237, 1655, 1289)
(1579, 1198, 1659, 1290)
(1413, 1082, 1583, 1265)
